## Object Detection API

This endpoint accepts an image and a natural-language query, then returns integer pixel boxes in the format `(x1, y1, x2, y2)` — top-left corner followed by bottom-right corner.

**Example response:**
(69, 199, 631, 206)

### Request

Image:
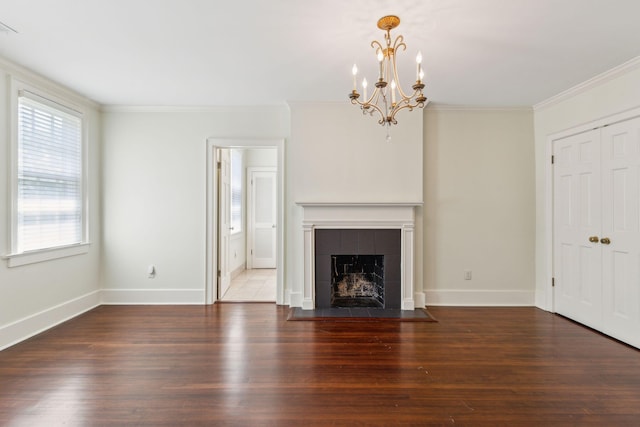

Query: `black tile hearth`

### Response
(287, 307, 437, 322)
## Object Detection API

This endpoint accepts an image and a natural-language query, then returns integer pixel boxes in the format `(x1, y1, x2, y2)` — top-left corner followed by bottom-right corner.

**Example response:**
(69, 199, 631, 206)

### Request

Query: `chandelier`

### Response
(349, 15, 427, 134)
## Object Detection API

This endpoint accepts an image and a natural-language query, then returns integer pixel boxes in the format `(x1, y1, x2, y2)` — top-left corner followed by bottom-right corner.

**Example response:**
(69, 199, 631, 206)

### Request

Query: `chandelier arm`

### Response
(390, 36, 411, 99)
(371, 40, 384, 55)
(391, 97, 412, 112)
(355, 87, 387, 124)
(369, 85, 383, 106)
(367, 88, 382, 106)
(365, 102, 387, 124)
(389, 100, 425, 123)
(391, 35, 405, 49)
(392, 67, 410, 101)
(351, 86, 379, 107)
(395, 86, 425, 111)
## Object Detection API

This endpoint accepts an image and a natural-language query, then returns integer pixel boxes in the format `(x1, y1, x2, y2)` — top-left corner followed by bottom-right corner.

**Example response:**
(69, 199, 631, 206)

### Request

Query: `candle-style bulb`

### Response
(352, 64, 358, 76)
(419, 69, 425, 81)
(377, 49, 384, 80)
(362, 78, 368, 100)
(416, 51, 423, 64)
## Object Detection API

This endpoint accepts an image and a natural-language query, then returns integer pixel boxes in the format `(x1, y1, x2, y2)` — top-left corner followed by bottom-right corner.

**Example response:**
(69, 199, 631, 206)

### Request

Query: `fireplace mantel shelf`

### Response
(296, 202, 423, 207)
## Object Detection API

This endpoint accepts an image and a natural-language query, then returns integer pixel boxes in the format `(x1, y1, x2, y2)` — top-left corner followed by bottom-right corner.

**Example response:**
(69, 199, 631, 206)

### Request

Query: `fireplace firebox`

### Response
(315, 229, 401, 309)
(331, 255, 384, 308)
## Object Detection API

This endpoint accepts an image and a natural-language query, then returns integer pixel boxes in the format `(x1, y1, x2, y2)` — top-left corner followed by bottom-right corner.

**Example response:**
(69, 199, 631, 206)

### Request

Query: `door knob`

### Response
(588, 236, 599, 243)
(600, 237, 611, 245)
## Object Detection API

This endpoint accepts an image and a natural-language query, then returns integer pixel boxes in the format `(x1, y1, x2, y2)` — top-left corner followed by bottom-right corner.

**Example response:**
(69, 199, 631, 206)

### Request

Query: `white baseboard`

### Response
(0, 290, 100, 351)
(100, 288, 205, 305)
(289, 291, 303, 308)
(425, 290, 535, 306)
(413, 291, 426, 308)
(230, 264, 246, 280)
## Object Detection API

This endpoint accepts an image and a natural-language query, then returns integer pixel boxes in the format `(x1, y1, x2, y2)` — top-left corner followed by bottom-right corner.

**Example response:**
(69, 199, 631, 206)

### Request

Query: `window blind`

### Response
(17, 93, 83, 253)
(230, 149, 242, 234)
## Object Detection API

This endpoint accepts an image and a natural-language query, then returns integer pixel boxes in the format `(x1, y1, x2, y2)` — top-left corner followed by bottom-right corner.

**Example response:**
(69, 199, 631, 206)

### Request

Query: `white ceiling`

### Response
(1, 0, 639, 107)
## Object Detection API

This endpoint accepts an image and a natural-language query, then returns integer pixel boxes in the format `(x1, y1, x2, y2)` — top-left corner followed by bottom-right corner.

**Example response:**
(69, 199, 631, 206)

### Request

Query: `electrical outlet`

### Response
(464, 270, 472, 280)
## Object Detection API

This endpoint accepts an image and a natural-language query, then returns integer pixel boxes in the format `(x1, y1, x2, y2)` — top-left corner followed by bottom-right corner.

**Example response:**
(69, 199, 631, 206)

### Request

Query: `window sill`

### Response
(4, 243, 91, 267)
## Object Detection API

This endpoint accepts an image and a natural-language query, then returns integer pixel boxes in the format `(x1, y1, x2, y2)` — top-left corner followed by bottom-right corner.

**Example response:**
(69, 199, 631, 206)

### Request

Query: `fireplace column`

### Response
(302, 222, 315, 310)
(402, 223, 415, 310)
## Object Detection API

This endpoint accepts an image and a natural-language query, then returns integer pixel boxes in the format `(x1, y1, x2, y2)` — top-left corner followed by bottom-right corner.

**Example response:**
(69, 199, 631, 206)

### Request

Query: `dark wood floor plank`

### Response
(0, 304, 639, 426)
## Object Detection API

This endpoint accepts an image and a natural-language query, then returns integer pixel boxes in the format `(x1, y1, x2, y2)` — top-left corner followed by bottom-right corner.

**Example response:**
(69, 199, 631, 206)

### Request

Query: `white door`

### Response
(553, 117, 640, 349)
(218, 149, 231, 297)
(248, 168, 277, 269)
(553, 129, 603, 331)
(600, 119, 640, 347)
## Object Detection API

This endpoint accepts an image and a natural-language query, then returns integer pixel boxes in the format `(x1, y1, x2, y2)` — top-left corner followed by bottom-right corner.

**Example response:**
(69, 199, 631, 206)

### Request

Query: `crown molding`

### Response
(426, 103, 532, 112)
(101, 104, 289, 113)
(0, 55, 100, 110)
(534, 56, 640, 112)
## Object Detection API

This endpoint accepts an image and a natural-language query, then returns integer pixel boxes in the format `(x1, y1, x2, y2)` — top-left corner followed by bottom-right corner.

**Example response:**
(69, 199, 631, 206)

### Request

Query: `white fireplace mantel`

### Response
(296, 202, 423, 310)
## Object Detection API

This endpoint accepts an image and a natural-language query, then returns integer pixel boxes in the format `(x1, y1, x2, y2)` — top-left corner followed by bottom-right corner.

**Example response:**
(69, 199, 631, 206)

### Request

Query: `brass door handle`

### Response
(588, 236, 599, 243)
(600, 237, 611, 245)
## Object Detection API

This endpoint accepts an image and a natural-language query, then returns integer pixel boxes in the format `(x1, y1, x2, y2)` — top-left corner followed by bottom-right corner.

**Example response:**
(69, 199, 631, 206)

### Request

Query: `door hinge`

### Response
(217, 161, 221, 169)
(551, 155, 554, 164)
(251, 249, 253, 255)
(217, 269, 221, 277)
(552, 277, 555, 287)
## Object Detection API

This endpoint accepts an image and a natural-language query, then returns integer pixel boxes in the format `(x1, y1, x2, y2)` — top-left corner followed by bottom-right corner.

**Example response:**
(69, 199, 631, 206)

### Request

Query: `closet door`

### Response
(553, 130, 603, 330)
(600, 118, 640, 348)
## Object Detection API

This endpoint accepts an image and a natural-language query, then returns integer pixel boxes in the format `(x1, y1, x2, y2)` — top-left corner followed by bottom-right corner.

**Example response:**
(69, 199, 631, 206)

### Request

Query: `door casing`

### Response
(545, 106, 640, 312)
(206, 138, 285, 305)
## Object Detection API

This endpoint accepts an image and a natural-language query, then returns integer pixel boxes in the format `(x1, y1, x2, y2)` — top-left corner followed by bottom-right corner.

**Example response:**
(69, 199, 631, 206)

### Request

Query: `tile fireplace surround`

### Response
(297, 202, 423, 310)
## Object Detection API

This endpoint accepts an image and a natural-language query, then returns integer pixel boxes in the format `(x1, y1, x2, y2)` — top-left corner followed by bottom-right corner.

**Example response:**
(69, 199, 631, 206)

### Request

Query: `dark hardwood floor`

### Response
(1, 304, 639, 426)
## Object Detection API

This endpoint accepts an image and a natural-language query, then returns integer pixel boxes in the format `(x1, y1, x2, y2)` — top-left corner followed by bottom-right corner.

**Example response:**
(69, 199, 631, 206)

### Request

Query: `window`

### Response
(9, 86, 86, 262)
(230, 149, 243, 234)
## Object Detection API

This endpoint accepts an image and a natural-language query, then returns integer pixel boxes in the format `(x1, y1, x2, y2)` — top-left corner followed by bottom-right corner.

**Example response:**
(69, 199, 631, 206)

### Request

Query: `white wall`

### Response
(424, 108, 535, 305)
(287, 102, 424, 306)
(100, 107, 289, 303)
(0, 59, 102, 349)
(245, 147, 277, 168)
(533, 59, 640, 309)
(288, 102, 423, 203)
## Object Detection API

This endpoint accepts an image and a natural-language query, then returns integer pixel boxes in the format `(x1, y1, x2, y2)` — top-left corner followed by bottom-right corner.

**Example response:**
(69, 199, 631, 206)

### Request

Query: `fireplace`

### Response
(297, 202, 422, 311)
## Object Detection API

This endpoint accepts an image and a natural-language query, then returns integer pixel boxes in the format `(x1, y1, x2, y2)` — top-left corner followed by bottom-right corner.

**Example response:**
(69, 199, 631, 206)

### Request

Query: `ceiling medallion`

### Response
(349, 15, 427, 140)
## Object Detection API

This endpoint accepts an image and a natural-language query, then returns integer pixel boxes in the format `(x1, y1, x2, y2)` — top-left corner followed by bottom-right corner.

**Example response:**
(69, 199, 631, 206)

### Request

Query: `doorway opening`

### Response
(206, 139, 284, 305)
